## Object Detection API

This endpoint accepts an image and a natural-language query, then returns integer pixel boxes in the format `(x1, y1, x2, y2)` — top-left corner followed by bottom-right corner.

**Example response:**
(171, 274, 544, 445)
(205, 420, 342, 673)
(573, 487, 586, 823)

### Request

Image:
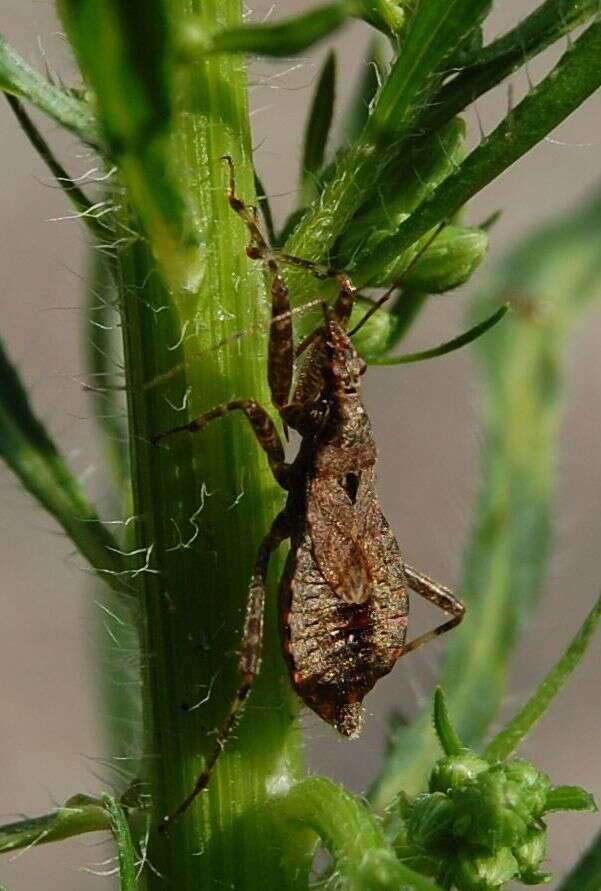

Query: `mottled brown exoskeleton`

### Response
(154, 158, 465, 827)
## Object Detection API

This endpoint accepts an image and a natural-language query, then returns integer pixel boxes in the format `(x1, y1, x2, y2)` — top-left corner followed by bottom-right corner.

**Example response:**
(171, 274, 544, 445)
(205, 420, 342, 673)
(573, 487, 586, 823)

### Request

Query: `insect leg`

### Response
(400, 564, 466, 655)
(152, 399, 290, 488)
(223, 156, 294, 410)
(161, 511, 291, 830)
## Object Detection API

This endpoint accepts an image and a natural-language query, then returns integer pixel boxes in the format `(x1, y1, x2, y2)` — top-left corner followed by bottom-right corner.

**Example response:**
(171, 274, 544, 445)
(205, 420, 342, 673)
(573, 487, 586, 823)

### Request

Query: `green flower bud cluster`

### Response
(393, 751, 594, 890)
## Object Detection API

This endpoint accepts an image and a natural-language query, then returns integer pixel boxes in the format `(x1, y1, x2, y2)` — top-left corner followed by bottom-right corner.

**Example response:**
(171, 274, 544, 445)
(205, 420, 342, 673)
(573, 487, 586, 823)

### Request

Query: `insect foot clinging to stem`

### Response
(152, 156, 465, 830)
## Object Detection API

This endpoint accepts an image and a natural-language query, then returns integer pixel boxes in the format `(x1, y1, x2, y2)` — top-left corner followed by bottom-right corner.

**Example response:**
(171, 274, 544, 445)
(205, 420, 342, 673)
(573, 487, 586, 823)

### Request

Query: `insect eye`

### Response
(358, 359, 368, 376)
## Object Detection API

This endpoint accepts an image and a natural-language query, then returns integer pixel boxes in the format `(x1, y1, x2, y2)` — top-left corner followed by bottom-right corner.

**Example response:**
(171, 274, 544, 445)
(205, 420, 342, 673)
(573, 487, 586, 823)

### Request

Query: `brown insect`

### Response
(154, 158, 465, 828)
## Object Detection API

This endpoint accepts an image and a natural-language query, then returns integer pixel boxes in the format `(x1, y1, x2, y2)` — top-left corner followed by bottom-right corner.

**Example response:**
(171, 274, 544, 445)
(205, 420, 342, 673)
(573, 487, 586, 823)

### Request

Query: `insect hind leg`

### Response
(400, 564, 465, 656)
(160, 512, 291, 831)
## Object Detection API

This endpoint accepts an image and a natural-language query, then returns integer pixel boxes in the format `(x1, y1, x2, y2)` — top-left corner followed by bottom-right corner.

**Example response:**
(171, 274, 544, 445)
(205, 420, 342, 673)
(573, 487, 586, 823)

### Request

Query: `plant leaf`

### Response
(180, 2, 357, 59)
(426, 0, 601, 133)
(0, 335, 132, 594)
(340, 37, 386, 145)
(285, 0, 493, 302)
(300, 51, 336, 205)
(484, 591, 601, 761)
(368, 21, 601, 272)
(0, 795, 109, 855)
(433, 688, 464, 756)
(370, 183, 601, 808)
(544, 786, 597, 813)
(5, 95, 107, 240)
(0, 34, 98, 143)
(58, 0, 203, 294)
(370, 304, 507, 365)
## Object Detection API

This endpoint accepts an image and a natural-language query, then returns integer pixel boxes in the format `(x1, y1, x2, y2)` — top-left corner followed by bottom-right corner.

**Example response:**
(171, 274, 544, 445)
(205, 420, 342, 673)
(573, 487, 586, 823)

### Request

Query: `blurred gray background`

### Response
(1, 2, 600, 888)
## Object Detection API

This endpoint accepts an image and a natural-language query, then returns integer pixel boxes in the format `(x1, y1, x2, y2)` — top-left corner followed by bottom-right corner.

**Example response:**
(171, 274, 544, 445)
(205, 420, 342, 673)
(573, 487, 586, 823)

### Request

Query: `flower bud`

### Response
(453, 846, 519, 891)
(514, 826, 550, 885)
(429, 752, 489, 794)
(406, 792, 457, 851)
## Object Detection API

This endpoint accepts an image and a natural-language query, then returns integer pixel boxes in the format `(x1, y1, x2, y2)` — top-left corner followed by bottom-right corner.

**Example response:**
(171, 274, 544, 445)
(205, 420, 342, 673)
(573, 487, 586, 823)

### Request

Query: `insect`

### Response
(154, 158, 465, 828)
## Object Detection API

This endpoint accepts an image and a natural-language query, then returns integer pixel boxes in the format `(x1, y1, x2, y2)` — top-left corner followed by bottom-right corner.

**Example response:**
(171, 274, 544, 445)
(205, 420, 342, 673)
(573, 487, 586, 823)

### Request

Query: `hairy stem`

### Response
(117, 2, 307, 889)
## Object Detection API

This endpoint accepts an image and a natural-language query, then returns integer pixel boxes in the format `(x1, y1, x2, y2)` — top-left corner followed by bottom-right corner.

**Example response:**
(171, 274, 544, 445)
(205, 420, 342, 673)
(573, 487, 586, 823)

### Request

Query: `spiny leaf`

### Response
(0, 34, 98, 143)
(370, 21, 601, 271)
(300, 51, 336, 205)
(427, 0, 601, 133)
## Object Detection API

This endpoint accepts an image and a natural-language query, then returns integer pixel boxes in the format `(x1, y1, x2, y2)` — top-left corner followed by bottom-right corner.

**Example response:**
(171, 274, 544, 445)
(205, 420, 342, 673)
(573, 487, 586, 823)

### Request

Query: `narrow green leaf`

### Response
(0, 34, 98, 143)
(5, 95, 107, 241)
(370, 22, 601, 271)
(370, 184, 601, 807)
(272, 777, 444, 891)
(0, 335, 132, 594)
(0, 795, 109, 855)
(102, 795, 137, 890)
(556, 831, 601, 891)
(433, 688, 464, 756)
(366, 0, 493, 139)
(544, 786, 597, 813)
(300, 51, 336, 205)
(340, 37, 386, 145)
(370, 304, 508, 365)
(426, 0, 601, 133)
(254, 171, 277, 246)
(484, 591, 601, 761)
(58, 0, 203, 294)
(179, 2, 356, 59)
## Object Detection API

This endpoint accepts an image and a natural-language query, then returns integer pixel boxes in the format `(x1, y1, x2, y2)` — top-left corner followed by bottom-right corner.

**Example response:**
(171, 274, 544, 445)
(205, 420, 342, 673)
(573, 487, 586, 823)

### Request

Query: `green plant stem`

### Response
(484, 591, 601, 761)
(116, 3, 306, 889)
(0, 797, 109, 854)
(273, 777, 444, 891)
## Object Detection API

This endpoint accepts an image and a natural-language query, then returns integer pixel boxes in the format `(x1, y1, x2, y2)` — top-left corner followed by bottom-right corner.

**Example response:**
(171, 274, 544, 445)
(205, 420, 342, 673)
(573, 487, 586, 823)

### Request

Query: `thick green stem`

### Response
(118, 2, 306, 889)
(273, 777, 444, 891)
